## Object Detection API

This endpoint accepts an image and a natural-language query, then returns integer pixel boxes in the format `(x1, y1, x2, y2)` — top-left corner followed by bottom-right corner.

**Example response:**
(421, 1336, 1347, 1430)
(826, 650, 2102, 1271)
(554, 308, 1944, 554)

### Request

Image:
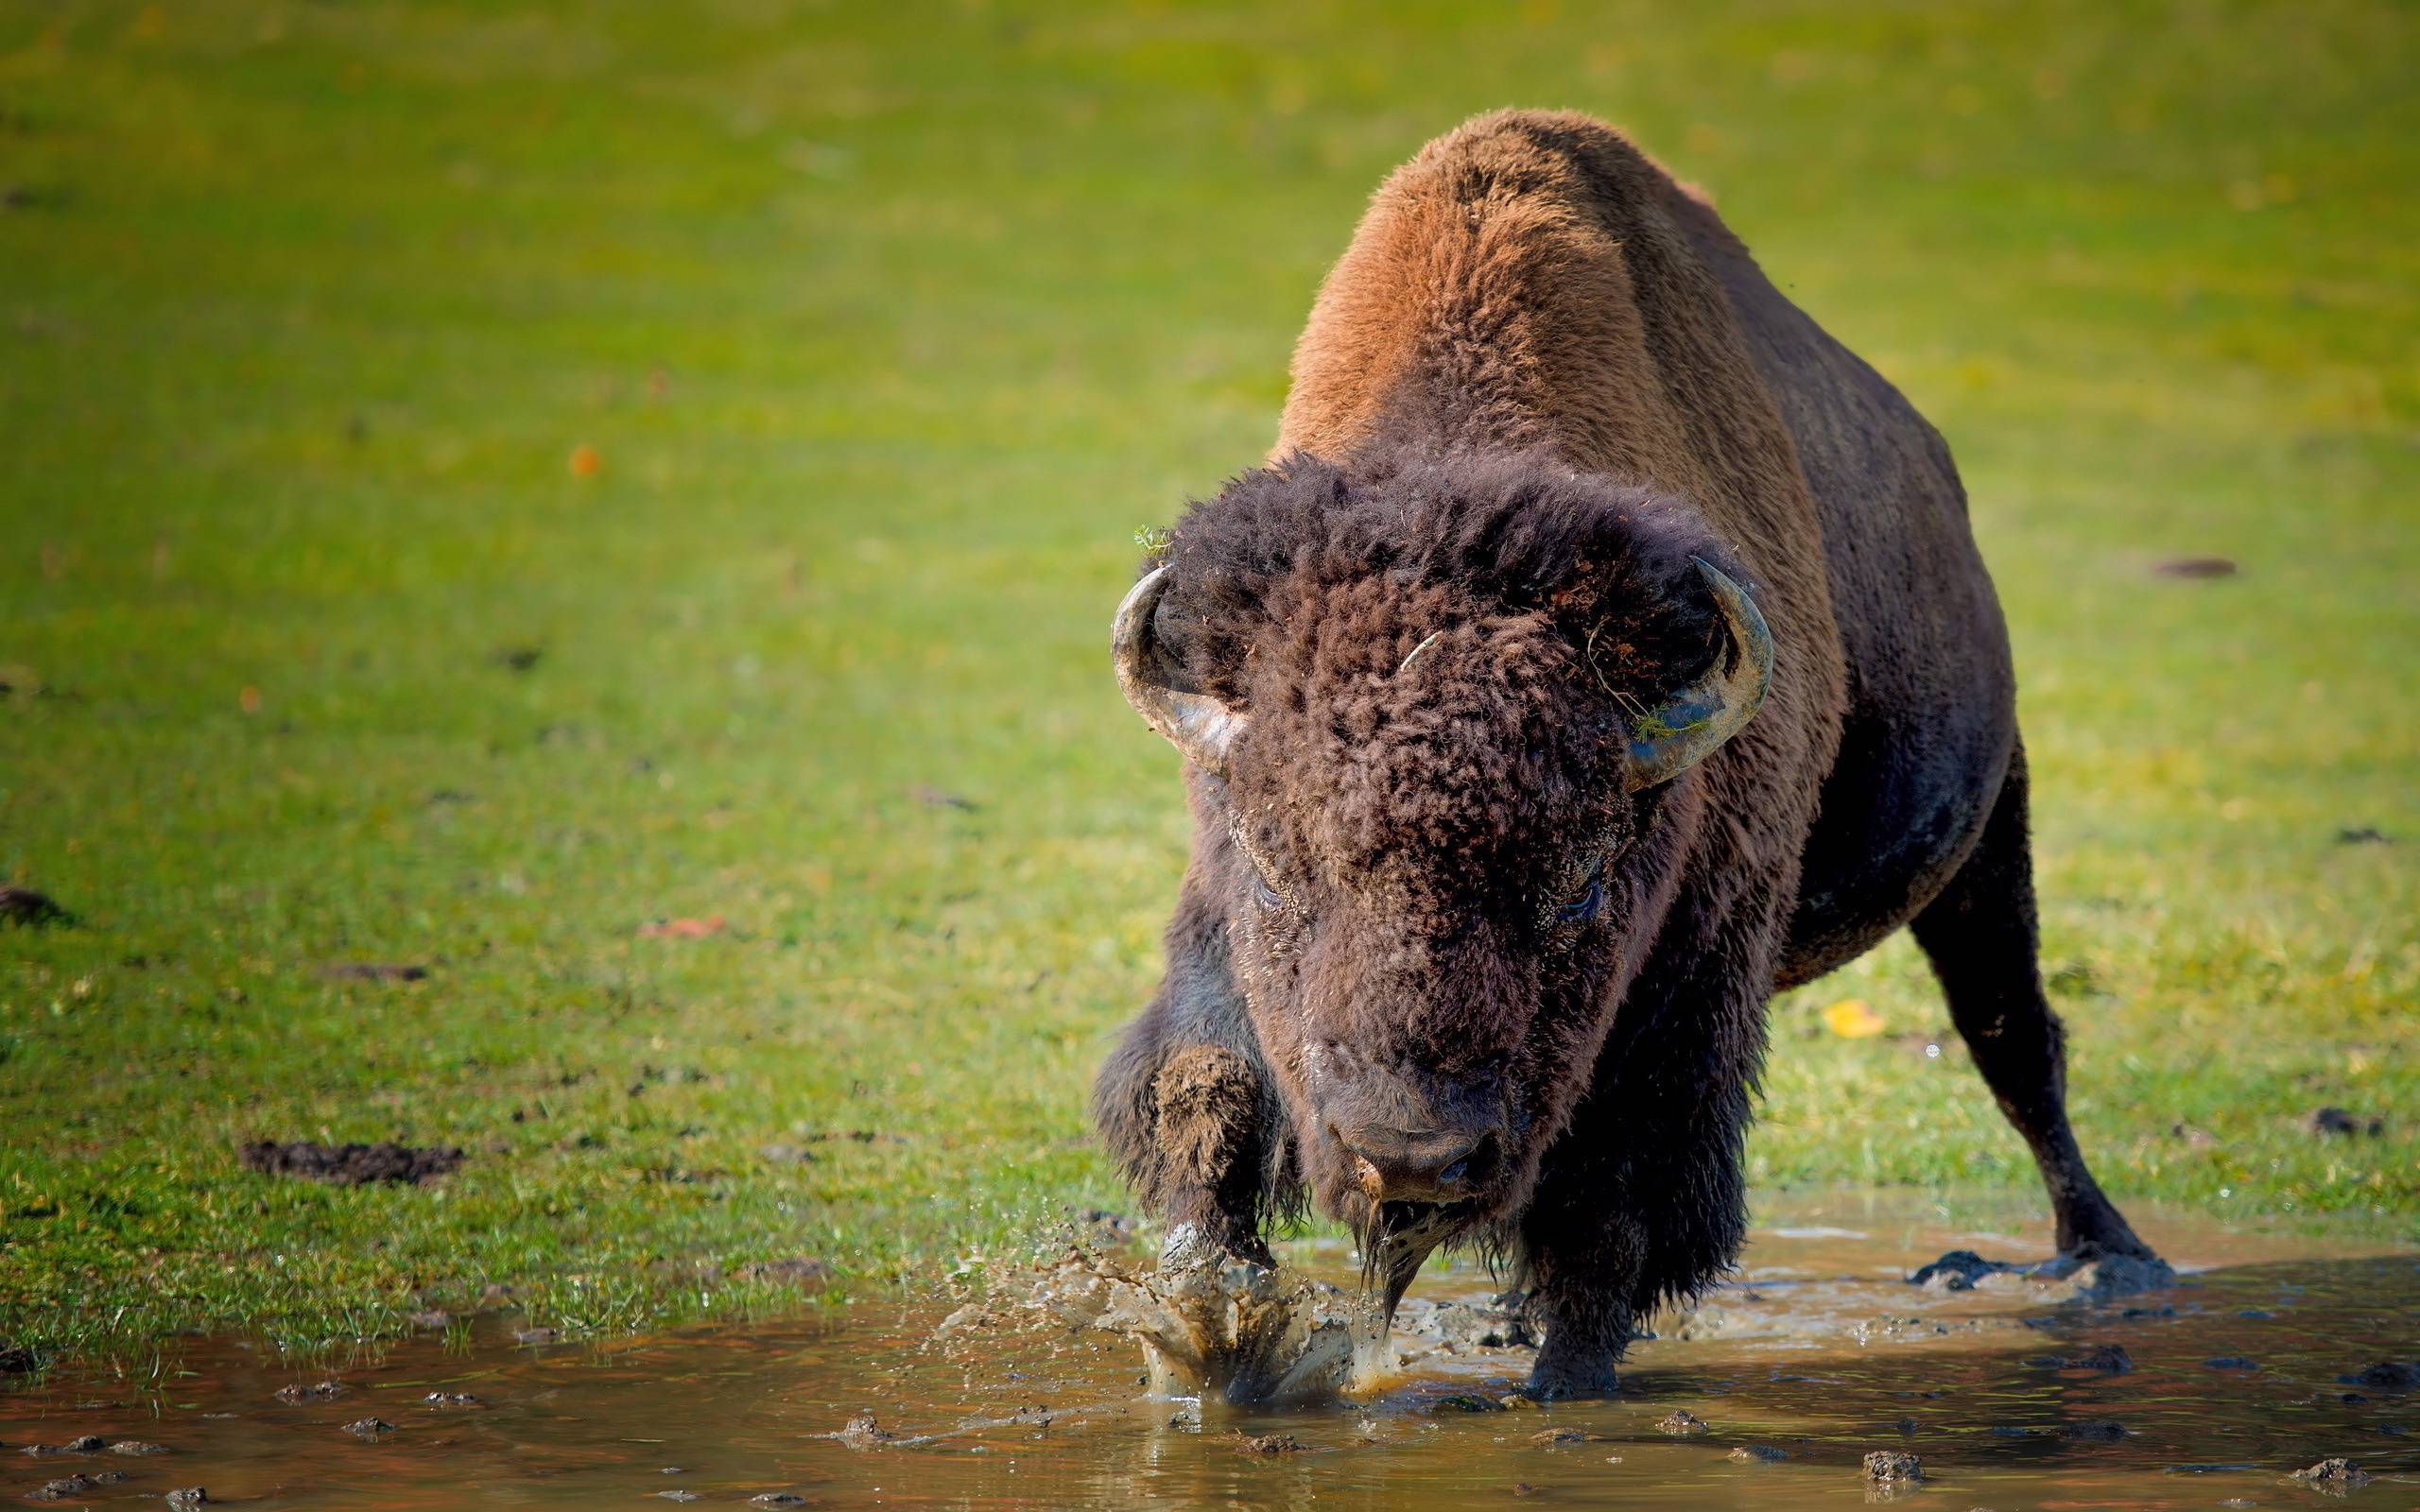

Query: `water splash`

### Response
(1034, 1224, 1395, 1404)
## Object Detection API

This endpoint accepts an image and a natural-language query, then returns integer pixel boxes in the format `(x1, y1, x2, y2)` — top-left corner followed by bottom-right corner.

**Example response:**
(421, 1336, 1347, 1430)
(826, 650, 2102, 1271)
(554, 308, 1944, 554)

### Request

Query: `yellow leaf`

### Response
(1824, 998, 1885, 1039)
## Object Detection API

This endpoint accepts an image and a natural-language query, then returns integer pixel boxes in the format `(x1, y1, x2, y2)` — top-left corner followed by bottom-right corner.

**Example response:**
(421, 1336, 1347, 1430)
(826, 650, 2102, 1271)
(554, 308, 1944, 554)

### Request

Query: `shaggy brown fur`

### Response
(1096, 110, 2158, 1399)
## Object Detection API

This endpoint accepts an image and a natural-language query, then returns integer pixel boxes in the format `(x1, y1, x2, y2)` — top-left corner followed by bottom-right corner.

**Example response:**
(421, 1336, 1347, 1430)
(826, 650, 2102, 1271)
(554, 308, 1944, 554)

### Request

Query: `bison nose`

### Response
(1334, 1123, 1497, 1203)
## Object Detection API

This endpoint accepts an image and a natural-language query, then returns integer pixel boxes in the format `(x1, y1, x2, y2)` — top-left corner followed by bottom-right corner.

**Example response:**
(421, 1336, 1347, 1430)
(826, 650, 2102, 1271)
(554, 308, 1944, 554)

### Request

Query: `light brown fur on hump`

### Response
(1275, 108, 1846, 835)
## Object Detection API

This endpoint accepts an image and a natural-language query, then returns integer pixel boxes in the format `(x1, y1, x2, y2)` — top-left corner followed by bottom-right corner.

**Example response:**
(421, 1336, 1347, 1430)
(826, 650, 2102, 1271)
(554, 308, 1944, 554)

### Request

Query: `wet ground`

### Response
(7, 1191, 2416, 1509)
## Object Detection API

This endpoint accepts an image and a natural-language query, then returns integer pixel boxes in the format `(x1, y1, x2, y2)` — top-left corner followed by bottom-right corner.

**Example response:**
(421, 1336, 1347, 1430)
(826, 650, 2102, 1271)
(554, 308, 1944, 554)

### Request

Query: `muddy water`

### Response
(8, 1192, 2416, 1509)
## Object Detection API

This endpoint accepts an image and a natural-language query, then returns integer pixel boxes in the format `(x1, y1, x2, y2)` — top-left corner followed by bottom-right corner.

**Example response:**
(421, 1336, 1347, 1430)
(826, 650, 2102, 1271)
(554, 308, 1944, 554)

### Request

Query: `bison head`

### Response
(1112, 452, 1771, 1263)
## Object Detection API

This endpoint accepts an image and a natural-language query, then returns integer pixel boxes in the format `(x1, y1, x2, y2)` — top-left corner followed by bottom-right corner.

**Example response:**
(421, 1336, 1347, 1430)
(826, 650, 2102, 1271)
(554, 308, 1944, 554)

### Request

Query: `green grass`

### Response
(2, 0, 2414, 1366)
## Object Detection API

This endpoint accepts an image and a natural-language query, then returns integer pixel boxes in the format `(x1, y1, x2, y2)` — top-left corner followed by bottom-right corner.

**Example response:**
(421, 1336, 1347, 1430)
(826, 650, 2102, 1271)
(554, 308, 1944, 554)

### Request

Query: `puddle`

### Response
(7, 1191, 2416, 1509)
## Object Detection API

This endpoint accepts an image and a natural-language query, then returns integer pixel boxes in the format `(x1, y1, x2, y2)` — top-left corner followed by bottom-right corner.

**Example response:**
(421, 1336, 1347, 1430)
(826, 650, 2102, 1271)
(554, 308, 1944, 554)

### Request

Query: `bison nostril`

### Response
(1437, 1132, 1500, 1190)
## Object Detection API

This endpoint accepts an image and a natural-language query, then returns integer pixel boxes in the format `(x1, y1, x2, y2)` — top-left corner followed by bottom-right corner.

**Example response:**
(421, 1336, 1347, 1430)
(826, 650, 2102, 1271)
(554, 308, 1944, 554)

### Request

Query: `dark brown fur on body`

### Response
(1096, 110, 2158, 1399)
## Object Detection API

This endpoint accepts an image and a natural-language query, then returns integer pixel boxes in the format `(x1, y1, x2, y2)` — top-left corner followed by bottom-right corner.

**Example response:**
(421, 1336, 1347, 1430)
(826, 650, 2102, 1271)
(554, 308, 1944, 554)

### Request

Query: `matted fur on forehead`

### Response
(1150, 448, 1734, 712)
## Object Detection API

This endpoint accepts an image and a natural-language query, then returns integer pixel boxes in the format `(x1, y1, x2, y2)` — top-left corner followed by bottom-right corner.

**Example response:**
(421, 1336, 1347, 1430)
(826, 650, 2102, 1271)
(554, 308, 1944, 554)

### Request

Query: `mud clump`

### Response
(2062, 1419, 2131, 1443)
(1862, 1450, 1923, 1483)
(241, 1141, 464, 1186)
(2026, 1344, 2133, 1373)
(2343, 1361, 2419, 1392)
(1909, 1247, 2173, 1302)
(2306, 1108, 2384, 1138)
(0, 885, 76, 928)
(321, 962, 428, 983)
(1034, 1225, 1390, 1404)
(30, 1477, 96, 1502)
(2292, 1457, 2371, 1489)
(23, 1435, 107, 1455)
(1229, 1432, 1305, 1454)
(1398, 1297, 1535, 1355)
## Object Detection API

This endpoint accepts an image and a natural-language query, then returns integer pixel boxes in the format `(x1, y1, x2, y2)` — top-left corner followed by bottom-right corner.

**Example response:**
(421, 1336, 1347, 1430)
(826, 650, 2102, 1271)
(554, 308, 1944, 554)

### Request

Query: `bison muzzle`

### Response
(1093, 110, 2165, 1400)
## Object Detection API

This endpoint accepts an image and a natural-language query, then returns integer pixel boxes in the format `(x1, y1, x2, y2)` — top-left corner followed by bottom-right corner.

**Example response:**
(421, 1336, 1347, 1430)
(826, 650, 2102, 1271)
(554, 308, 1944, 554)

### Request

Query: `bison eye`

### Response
(1555, 856, 1605, 925)
(1247, 868, 1284, 912)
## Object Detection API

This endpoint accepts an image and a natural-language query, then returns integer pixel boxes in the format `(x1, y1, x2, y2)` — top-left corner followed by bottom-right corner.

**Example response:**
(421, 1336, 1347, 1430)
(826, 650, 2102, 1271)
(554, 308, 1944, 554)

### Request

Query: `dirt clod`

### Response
(1863, 1450, 1923, 1483)
(2345, 1361, 2419, 1392)
(2292, 1457, 2371, 1488)
(241, 1141, 464, 1186)
(322, 961, 429, 983)
(2307, 1107, 2384, 1138)
(1229, 1431, 1305, 1454)
(0, 885, 75, 928)
(1658, 1409, 1710, 1436)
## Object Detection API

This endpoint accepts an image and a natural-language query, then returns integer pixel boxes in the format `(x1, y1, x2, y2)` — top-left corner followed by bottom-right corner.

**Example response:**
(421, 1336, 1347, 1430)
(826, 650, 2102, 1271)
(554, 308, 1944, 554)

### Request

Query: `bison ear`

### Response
(1622, 558, 1773, 790)
(1113, 566, 1250, 776)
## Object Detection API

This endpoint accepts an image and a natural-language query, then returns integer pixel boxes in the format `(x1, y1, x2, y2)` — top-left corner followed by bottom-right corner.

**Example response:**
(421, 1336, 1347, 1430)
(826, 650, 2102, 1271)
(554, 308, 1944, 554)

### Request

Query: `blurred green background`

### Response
(1, 0, 2412, 1363)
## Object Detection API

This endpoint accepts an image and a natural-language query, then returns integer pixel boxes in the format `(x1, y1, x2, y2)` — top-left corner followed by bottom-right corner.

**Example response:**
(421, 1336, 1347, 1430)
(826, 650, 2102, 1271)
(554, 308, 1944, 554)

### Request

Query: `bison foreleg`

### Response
(1095, 1009, 1277, 1267)
(1145, 1044, 1277, 1264)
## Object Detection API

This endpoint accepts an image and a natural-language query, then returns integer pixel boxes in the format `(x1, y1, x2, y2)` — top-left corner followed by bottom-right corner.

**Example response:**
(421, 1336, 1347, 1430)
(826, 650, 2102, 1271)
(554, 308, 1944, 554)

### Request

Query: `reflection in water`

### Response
(5, 1191, 2415, 1509)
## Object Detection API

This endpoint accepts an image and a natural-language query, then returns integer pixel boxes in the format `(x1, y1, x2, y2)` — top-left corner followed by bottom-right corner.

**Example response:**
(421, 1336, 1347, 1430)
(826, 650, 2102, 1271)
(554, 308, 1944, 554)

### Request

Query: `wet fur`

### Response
(1095, 110, 2156, 1397)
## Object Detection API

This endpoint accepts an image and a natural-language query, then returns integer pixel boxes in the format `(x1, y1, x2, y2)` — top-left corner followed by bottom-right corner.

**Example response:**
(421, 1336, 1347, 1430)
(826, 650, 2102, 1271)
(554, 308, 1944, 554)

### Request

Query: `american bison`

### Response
(1096, 110, 2165, 1399)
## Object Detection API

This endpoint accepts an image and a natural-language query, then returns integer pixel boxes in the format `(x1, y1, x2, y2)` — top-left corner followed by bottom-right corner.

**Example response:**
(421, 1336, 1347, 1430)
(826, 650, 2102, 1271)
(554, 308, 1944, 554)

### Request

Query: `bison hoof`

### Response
(1524, 1355, 1619, 1400)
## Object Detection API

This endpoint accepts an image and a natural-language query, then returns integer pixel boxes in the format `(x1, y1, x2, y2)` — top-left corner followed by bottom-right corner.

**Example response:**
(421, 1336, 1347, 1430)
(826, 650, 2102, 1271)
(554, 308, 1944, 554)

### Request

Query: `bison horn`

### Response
(1113, 565, 1249, 775)
(1623, 558, 1774, 791)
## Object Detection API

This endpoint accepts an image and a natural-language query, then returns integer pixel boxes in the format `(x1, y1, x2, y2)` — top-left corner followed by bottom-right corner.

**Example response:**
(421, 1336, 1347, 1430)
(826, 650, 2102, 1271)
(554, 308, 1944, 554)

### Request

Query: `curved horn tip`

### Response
(1621, 558, 1774, 791)
(1110, 564, 1247, 775)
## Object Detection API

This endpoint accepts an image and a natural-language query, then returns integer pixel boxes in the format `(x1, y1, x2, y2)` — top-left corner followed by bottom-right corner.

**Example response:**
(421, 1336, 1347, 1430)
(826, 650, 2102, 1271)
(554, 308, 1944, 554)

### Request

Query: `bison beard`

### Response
(1093, 110, 2164, 1400)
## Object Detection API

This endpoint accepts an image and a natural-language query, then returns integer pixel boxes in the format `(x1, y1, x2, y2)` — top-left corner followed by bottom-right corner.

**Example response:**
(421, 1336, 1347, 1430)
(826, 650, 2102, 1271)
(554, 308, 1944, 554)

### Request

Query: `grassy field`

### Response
(2, 0, 2414, 1366)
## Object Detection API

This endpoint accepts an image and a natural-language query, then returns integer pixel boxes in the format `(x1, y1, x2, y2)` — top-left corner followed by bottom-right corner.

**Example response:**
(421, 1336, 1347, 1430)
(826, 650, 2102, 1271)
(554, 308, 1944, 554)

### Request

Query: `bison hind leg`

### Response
(1912, 744, 2167, 1283)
